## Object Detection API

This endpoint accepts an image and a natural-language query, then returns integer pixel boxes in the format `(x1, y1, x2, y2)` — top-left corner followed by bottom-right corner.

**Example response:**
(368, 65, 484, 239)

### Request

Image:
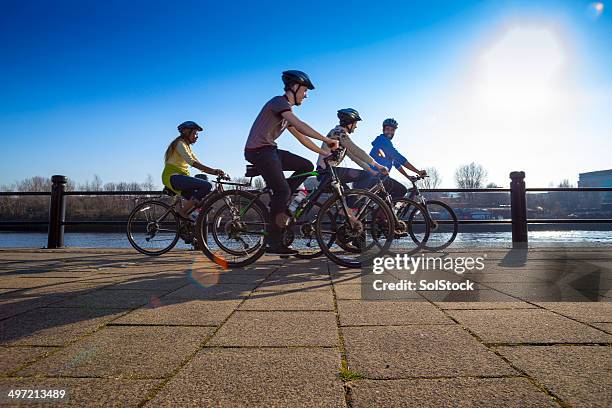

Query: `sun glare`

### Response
(474, 26, 568, 114)
(588, 2, 605, 19)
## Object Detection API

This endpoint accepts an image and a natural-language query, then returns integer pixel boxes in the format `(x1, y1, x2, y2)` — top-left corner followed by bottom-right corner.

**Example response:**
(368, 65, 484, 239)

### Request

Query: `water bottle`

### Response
(288, 187, 308, 213)
(189, 208, 200, 222)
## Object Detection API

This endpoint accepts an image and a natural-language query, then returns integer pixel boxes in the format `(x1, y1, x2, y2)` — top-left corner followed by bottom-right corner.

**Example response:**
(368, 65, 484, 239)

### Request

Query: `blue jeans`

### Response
(169, 174, 212, 200)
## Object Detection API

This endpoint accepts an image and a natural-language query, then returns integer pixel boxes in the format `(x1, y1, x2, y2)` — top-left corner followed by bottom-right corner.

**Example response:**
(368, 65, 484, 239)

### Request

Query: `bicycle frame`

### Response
(236, 162, 362, 230)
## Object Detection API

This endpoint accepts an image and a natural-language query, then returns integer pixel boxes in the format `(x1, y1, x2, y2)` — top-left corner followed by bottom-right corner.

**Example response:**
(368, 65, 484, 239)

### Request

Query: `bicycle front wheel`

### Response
(408, 200, 458, 251)
(315, 189, 394, 268)
(126, 200, 180, 256)
(196, 190, 268, 268)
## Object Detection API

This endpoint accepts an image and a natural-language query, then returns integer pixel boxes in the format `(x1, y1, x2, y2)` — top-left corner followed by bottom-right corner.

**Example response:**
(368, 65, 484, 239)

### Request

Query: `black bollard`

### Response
(47, 175, 67, 249)
(509, 171, 528, 247)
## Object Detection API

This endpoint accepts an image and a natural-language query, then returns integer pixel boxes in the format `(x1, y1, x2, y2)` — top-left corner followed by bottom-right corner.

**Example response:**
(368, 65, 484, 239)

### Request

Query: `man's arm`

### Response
(342, 137, 388, 174)
(282, 111, 339, 149)
(287, 127, 329, 155)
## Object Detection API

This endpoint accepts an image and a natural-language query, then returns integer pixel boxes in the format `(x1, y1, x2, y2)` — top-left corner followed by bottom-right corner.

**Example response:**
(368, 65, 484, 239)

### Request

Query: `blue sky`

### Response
(0, 0, 610, 188)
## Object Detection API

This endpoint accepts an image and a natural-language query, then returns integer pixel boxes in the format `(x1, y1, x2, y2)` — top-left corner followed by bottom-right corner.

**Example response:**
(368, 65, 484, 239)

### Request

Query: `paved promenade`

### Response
(0, 247, 610, 407)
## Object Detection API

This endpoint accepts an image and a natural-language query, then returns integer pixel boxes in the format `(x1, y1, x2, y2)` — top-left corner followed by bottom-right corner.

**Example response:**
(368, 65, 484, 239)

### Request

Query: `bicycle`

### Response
(126, 174, 235, 256)
(195, 155, 396, 269)
(399, 174, 459, 251)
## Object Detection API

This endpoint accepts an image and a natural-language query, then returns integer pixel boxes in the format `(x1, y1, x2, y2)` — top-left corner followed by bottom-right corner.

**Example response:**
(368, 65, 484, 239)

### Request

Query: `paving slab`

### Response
(448, 309, 612, 344)
(0, 277, 81, 289)
(333, 283, 424, 300)
(591, 322, 612, 333)
(160, 283, 254, 300)
(420, 288, 522, 302)
(208, 311, 338, 347)
(0, 346, 58, 374)
(17, 326, 214, 378)
(12, 281, 116, 297)
(148, 348, 345, 407)
(342, 325, 515, 378)
(256, 272, 332, 292)
(0, 377, 158, 407)
(348, 377, 558, 408)
(187, 271, 269, 285)
(337, 300, 452, 326)
(434, 301, 539, 310)
(0, 307, 126, 346)
(1, 270, 103, 279)
(0, 296, 65, 320)
(113, 299, 242, 326)
(534, 301, 612, 323)
(465, 273, 552, 283)
(498, 345, 611, 408)
(100, 276, 190, 291)
(48, 289, 176, 309)
(485, 282, 604, 302)
(239, 290, 334, 311)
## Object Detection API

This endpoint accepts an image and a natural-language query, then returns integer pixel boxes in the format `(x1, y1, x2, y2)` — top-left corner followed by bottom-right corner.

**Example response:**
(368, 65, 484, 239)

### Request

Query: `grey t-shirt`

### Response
(245, 95, 292, 150)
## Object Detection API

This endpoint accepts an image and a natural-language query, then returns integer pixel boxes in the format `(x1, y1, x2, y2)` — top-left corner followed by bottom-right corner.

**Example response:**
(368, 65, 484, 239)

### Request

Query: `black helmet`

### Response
(337, 108, 362, 126)
(282, 70, 315, 90)
(177, 121, 203, 132)
(382, 118, 398, 129)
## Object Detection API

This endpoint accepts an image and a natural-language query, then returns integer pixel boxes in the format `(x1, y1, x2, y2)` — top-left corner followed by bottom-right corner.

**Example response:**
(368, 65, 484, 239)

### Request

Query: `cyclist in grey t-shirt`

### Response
(244, 70, 339, 255)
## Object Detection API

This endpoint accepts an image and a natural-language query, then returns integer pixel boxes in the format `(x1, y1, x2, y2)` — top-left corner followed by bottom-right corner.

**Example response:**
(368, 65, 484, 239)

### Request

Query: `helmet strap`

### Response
(290, 84, 300, 106)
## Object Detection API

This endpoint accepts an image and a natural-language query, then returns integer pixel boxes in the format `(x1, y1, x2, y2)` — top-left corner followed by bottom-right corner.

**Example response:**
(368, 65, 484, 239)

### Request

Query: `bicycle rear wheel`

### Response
(315, 189, 394, 268)
(389, 198, 431, 256)
(196, 190, 268, 268)
(291, 201, 327, 259)
(126, 200, 180, 256)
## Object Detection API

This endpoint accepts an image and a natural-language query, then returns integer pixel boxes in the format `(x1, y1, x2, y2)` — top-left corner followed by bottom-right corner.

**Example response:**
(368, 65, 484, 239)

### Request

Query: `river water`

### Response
(1, 231, 611, 249)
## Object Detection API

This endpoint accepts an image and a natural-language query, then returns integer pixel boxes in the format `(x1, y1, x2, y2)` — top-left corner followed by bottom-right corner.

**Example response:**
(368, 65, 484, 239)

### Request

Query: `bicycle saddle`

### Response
(245, 165, 261, 177)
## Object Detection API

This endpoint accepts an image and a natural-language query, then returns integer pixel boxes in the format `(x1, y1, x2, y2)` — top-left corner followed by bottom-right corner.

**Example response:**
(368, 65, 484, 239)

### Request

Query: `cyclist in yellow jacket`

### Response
(162, 121, 226, 219)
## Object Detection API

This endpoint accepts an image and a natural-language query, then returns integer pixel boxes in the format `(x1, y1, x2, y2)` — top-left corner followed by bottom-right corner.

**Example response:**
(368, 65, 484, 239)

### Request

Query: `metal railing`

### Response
(1, 172, 611, 248)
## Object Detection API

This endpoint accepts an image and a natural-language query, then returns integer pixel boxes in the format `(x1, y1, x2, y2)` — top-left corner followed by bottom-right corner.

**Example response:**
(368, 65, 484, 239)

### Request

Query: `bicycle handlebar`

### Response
(407, 174, 428, 182)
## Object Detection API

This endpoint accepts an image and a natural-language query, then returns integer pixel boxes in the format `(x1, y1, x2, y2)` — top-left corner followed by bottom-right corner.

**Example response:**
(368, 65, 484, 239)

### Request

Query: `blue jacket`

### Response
(369, 134, 408, 171)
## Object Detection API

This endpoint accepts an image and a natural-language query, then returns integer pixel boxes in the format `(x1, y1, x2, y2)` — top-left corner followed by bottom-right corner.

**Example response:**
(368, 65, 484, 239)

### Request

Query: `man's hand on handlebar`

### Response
(375, 163, 389, 175)
(417, 169, 428, 177)
(214, 169, 229, 179)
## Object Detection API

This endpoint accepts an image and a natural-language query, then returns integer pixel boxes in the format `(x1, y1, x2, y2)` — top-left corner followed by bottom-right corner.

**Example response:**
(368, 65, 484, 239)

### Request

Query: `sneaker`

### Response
(265, 244, 298, 255)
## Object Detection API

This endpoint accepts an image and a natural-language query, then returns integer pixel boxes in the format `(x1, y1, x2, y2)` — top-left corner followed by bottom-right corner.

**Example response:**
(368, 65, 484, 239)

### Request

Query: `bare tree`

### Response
(253, 177, 265, 189)
(486, 182, 501, 188)
(92, 175, 103, 191)
(418, 167, 442, 189)
(455, 162, 487, 205)
(455, 162, 487, 188)
(142, 174, 156, 191)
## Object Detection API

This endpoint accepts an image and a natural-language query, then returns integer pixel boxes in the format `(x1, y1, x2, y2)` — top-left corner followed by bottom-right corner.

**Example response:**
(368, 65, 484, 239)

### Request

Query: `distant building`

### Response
(578, 169, 612, 209)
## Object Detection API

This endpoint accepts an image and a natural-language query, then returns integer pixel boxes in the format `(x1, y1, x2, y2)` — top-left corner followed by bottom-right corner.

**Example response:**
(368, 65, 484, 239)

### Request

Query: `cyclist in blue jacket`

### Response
(368, 118, 427, 198)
